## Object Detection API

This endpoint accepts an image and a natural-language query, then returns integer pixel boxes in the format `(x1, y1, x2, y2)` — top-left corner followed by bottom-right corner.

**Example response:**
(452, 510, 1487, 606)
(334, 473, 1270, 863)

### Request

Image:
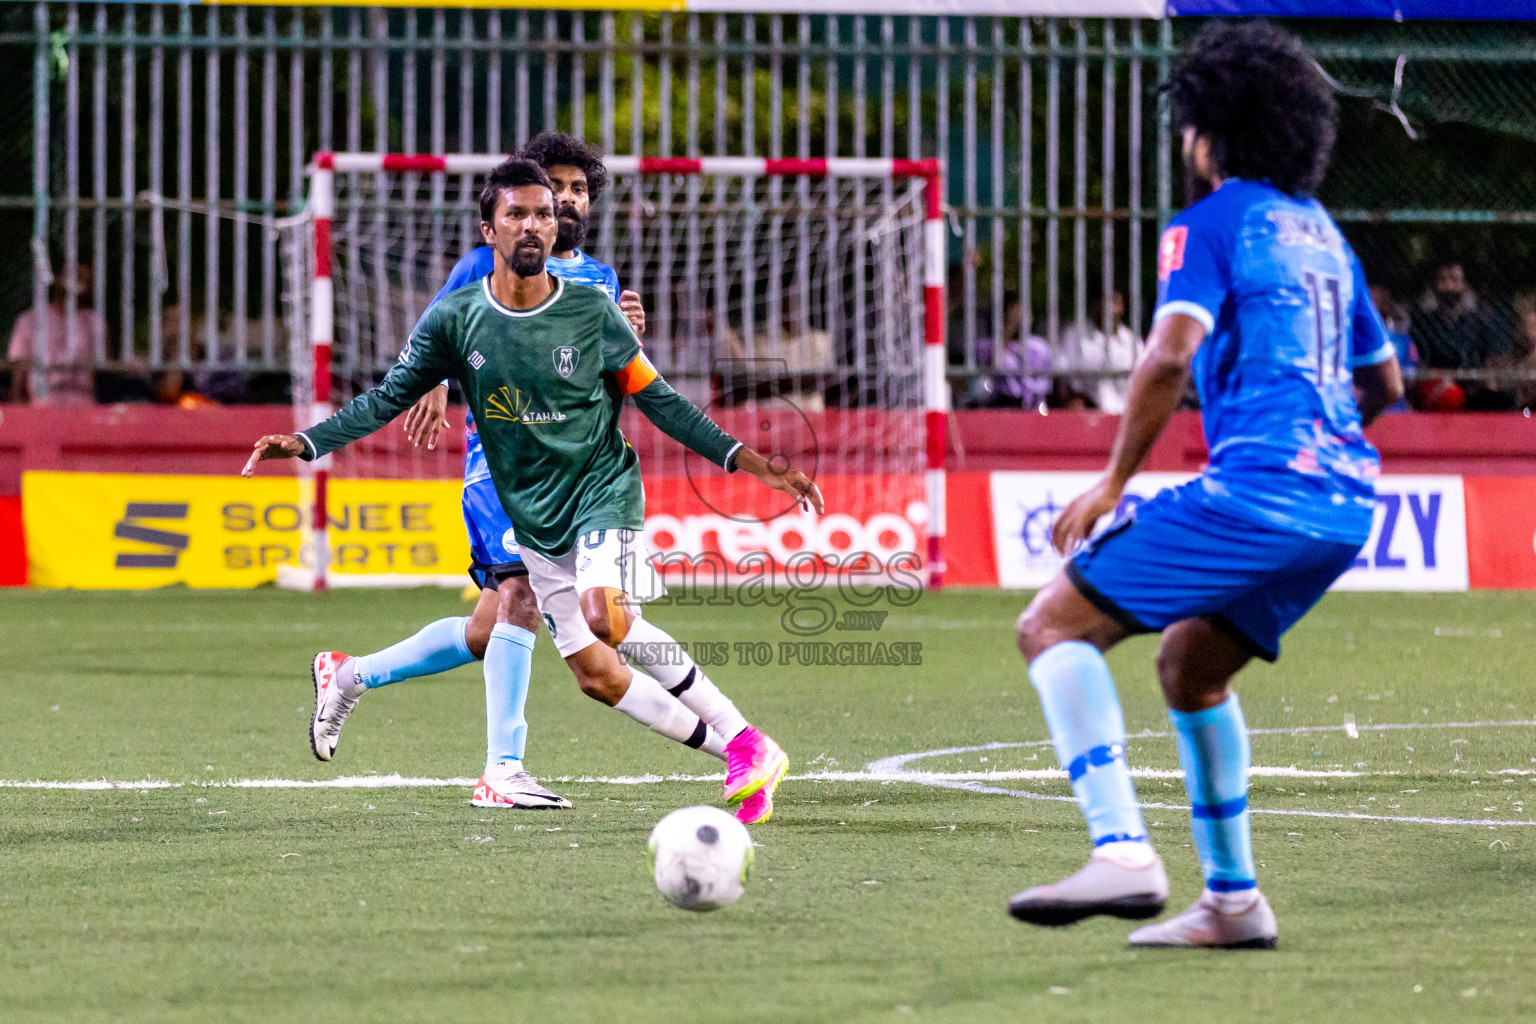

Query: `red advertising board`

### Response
(0, 495, 25, 586)
(640, 473, 928, 583)
(1464, 477, 1536, 590)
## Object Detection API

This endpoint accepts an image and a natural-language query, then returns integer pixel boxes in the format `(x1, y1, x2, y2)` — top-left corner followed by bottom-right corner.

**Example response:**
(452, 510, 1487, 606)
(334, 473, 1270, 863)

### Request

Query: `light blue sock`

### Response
(484, 623, 535, 768)
(354, 616, 475, 689)
(1170, 694, 1256, 893)
(1029, 641, 1148, 848)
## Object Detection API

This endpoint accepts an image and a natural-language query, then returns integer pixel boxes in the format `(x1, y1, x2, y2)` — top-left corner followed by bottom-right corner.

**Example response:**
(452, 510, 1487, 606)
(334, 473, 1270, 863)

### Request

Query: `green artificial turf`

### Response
(1, 587, 1533, 1023)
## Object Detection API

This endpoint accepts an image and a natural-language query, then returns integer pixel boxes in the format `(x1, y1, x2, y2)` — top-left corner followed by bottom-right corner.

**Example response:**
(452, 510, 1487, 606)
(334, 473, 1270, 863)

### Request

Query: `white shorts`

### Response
(521, 528, 667, 658)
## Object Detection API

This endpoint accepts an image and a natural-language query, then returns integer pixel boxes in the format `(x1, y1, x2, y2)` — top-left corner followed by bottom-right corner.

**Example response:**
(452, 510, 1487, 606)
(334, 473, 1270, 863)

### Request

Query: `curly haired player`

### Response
(1005, 22, 1403, 948)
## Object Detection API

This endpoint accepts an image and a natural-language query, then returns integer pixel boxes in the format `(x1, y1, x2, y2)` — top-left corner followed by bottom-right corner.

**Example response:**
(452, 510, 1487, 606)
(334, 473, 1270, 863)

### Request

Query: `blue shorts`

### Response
(1066, 481, 1364, 662)
(462, 470, 525, 590)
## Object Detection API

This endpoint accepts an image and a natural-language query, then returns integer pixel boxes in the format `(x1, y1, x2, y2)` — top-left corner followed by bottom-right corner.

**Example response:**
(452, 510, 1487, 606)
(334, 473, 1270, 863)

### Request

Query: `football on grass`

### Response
(647, 806, 754, 912)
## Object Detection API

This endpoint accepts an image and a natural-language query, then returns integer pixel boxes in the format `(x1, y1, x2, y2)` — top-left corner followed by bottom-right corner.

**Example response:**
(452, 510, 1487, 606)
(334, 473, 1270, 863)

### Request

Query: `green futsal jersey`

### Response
(298, 275, 743, 556)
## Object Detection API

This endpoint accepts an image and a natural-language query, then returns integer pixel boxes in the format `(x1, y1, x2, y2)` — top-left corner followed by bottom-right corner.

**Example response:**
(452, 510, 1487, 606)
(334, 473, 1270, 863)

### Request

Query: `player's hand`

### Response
(619, 290, 646, 337)
(242, 434, 306, 477)
(404, 384, 451, 450)
(736, 447, 825, 515)
(1051, 476, 1122, 555)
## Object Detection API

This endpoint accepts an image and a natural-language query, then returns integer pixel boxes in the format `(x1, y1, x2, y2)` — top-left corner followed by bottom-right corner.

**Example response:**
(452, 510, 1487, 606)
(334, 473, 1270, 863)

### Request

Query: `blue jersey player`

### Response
(1006, 23, 1403, 948)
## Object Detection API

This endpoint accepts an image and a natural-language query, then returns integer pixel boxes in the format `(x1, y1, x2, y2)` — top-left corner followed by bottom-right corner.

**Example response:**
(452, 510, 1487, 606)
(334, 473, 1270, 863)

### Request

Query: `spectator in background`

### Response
(7, 263, 100, 405)
(155, 304, 252, 406)
(1503, 295, 1536, 412)
(968, 300, 1051, 410)
(1056, 290, 1142, 413)
(1369, 284, 1415, 413)
(1410, 262, 1514, 410)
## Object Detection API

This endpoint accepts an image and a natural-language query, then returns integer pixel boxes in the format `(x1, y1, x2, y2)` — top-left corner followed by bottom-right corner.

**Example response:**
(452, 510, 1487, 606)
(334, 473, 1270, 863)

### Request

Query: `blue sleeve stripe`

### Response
(1153, 300, 1216, 334)
(1350, 341, 1396, 368)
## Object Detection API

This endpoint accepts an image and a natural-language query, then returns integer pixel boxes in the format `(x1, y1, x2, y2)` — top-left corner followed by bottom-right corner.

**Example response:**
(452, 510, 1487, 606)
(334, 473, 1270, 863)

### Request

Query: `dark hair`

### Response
(477, 158, 553, 223)
(518, 131, 609, 205)
(1162, 21, 1337, 198)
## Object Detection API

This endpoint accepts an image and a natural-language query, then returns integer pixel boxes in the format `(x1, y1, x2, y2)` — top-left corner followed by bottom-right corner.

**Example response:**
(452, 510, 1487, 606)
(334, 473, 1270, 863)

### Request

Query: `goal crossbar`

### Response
(302, 152, 947, 591)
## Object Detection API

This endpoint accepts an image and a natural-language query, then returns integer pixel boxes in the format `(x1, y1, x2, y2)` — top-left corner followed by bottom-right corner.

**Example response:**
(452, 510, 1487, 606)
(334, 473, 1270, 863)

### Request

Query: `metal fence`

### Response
(5, 4, 1536, 408)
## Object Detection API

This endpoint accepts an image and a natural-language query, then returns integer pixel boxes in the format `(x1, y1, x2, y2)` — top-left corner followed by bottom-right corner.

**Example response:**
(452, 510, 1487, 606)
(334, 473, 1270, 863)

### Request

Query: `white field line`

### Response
(5, 719, 1531, 827)
(0, 765, 1373, 792)
(869, 721, 1536, 828)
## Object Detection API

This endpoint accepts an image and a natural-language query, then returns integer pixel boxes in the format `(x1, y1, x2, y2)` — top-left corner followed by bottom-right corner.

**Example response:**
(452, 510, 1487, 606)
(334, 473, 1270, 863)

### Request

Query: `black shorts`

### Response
(468, 560, 529, 591)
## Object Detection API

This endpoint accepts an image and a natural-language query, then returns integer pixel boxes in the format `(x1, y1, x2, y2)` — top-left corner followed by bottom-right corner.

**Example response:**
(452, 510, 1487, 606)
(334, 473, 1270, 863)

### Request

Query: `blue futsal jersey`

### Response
(1154, 179, 1395, 544)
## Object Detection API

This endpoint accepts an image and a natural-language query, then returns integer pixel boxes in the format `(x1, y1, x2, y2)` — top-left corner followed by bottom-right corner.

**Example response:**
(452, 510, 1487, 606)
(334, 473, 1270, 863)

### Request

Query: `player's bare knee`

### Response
(579, 588, 632, 648)
(575, 664, 627, 706)
(463, 615, 493, 661)
(1155, 641, 1190, 704)
(497, 576, 542, 633)
(1015, 601, 1062, 662)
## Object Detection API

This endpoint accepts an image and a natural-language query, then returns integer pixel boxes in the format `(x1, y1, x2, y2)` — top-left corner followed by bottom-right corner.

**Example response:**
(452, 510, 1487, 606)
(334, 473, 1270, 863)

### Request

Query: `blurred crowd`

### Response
(1372, 262, 1536, 412)
(960, 262, 1536, 414)
(3, 263, 288, 408)
(7, 260, 1536, 413)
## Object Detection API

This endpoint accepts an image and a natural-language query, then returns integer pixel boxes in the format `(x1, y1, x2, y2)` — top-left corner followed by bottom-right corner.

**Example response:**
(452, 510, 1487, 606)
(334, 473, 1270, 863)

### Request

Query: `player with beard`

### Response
(262, 158, 803, 823)
(298, 136, 625, 811)
(1003, 22, 1402, 948)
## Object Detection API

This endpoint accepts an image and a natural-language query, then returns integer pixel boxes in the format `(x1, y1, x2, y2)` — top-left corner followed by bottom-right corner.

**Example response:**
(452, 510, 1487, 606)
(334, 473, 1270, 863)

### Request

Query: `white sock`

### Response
(337, 657, 367, 699)
(1208, 887, 1260, 914)
(619, 618, 750, 741)
(485, 758, 523, 779)
(612, 671, 714, 753)
(1093, 839, 1158, 869)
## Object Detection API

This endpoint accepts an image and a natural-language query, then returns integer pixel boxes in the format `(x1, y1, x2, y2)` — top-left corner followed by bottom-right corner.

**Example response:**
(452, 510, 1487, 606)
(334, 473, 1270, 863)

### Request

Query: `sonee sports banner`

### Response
(13, 471, 1534, 591)
(21, 472, 471, 590)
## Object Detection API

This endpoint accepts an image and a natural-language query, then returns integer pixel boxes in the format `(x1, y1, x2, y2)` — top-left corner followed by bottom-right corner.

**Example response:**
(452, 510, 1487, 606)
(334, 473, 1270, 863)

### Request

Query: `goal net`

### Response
(283, 154, 945, 592)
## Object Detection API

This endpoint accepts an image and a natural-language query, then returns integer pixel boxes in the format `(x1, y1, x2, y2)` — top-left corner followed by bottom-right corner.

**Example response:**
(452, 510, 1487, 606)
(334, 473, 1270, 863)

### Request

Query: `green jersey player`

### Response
(244, 158, 820, 823)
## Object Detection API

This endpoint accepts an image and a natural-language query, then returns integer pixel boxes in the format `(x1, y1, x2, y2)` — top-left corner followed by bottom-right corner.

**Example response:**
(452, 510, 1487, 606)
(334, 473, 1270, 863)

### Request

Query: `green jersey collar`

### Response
(481, 274, 565, 318)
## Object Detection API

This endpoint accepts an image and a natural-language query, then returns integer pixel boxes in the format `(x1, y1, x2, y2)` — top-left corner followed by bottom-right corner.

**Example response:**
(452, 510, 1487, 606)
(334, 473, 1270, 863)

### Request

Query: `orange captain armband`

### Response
(613, 352, 660, 395)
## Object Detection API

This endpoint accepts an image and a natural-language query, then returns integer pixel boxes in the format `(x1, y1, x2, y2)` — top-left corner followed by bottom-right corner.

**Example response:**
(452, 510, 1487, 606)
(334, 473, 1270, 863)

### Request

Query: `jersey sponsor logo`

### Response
(469, 351, 486, 370)
(1157, 226, 1187, 280)
(485, 386, 532, 422)
(484, 385, 568, 425)
(552, 345, 580, 378)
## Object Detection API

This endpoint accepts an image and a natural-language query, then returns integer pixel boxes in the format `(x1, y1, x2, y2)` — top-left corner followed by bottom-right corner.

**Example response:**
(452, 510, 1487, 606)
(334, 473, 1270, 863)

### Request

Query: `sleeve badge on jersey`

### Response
(1157, 226, 1188, 280)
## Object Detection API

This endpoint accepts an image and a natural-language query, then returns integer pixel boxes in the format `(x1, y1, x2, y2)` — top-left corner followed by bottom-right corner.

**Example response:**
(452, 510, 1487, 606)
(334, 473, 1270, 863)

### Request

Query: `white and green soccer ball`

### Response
(647, 806, 754, 912)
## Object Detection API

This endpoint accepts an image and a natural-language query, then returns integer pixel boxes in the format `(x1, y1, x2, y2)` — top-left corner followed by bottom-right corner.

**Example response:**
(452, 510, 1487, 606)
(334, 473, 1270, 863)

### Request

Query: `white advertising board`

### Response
(988, 471, 1469, 592)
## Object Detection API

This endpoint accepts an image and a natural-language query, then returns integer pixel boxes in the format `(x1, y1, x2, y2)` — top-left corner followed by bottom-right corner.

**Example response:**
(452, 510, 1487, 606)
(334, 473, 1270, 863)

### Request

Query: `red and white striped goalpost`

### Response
(304, 153, 946, 591)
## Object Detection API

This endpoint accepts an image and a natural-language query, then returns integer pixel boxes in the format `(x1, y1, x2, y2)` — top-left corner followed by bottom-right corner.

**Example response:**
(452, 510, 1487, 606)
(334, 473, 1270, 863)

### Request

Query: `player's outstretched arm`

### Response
(1052, 311, 1206, 554)
(291, 311, 456, 465)
(245, 323, 453, 474)
(733, 445, 825, 514)
(241, 434, 307, 477)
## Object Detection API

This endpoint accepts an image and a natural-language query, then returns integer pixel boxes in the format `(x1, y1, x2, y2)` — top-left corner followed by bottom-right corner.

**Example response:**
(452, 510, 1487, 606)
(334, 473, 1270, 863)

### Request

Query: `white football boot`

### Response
(1128, 888, 1278, 949)
(470, 767, 572, 809)
(1008, 849, 1170, 927)
(310, 651, 362, 762)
